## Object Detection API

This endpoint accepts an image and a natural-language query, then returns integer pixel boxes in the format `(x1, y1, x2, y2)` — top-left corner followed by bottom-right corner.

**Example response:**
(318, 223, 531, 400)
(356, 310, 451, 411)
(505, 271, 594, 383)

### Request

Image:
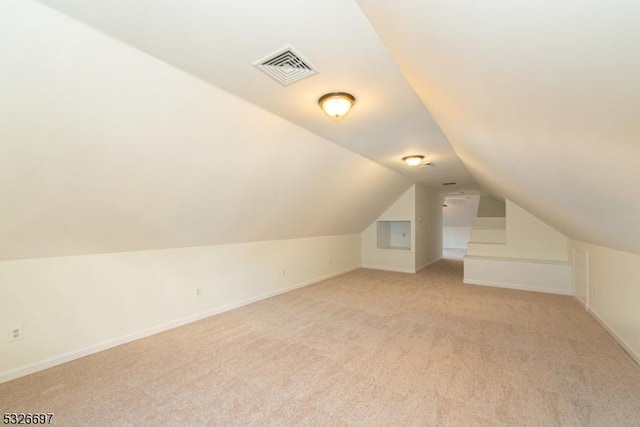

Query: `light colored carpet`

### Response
(2, 259, 640, 426)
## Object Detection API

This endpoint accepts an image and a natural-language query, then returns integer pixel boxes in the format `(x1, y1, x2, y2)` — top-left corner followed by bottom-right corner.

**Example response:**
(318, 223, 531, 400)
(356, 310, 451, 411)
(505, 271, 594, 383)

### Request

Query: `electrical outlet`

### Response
(195, 288, 201, 296)
(9, 324, 23, 342)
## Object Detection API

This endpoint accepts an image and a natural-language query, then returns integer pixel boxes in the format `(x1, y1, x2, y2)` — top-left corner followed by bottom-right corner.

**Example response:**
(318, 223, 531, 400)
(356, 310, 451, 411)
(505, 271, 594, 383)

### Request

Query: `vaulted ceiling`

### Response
(3, 0, 640, 259)
(2, 0, 414, 260)
(357, 0, 640, 254)
(34, 0, 478, 193)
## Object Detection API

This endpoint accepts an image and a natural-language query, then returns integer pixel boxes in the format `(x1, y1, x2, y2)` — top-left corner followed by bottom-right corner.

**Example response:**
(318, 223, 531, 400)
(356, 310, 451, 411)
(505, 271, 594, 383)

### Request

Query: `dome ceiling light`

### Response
(402, 155, 434, 168)
(402, 155, 424, 166)
(318, 92, 356, 119)
(404, 155, 433, 167)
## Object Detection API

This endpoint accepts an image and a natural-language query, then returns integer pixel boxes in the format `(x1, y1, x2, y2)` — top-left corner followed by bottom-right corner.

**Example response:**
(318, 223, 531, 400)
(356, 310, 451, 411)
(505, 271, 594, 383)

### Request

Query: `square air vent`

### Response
(254, 46, 318, 86)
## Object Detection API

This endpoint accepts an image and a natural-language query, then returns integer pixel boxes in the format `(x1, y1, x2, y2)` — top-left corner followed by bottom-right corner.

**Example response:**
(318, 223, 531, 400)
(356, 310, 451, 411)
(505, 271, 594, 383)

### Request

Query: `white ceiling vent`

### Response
(254, 46, 318, 86)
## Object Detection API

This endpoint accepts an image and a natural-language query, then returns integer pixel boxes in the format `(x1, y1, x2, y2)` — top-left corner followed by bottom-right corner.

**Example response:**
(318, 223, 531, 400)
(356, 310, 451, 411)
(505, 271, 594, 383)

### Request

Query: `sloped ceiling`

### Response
(34, 0, 478, 194)
(0, 0, 411, 260)
(7, 0, 637, 259)
(358, 0, 640, 255)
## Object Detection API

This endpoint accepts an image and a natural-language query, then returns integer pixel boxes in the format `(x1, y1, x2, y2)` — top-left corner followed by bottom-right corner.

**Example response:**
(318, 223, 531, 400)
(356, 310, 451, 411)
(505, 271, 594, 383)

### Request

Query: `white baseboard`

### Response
(587, 307, 640, 366)
(463, 278, 572, 295)
(443, 248, 466, 260)
(362, 257, 442, 274)
(416, 257, 442, 272)
(575, 294, 587, 307)
(573, 295, 588, 310)
(0, 265, 359, 384)
(361, 264, 416, 274)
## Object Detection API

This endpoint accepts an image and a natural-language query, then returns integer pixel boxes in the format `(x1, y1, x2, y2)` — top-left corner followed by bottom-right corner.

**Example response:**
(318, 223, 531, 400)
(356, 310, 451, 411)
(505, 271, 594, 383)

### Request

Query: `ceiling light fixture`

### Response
(402, 155, 425, 167)
(318, 92, 356, 118)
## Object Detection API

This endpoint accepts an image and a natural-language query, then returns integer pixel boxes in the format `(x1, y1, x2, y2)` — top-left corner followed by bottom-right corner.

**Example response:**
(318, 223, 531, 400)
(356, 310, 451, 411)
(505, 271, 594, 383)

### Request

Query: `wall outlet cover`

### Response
(9, 324, 23, 342)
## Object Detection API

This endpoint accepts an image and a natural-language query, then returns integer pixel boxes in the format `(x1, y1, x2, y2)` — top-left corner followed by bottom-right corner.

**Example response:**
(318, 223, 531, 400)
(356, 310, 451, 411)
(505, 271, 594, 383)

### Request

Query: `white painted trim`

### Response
(464, 255, 570, 266)
(361, 265, 416, 274)
(463, 256, 572, 295)
(588, 307, 640, 366)
(467, 241, 507, 246)
(416, 257, 442, 272)
(374, 248, 414, 254)
(443, 248, 466, 260)
(584, 251, 590, 310)
(463, 278, 573, 295)
(573, 295, 587, 308)
(0, 265, 360, 384)
(571, 248, 589, 308)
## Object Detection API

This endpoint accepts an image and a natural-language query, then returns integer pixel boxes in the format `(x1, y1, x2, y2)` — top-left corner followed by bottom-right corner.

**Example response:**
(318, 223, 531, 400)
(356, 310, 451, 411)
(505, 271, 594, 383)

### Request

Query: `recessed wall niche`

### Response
(377, 220, 411, 251)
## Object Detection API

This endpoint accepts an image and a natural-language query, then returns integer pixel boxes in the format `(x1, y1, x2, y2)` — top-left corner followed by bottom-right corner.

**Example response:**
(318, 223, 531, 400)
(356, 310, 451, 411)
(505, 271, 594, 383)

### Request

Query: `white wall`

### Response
(573, 247, 588, 305)
(506, 201, 568, 261)
(464, 256, 572, 295)
(0, 235, 360, 382)
(443, 226, 472, 249)
(466, 200, 569, 262)
(442, 195, 480, 226)
(361, 186, 416, 273)
(361, 184, 443, 273)
(571, 241, 640, 364)
(442, 195, 477, 251)
(415, 184, 442, 270)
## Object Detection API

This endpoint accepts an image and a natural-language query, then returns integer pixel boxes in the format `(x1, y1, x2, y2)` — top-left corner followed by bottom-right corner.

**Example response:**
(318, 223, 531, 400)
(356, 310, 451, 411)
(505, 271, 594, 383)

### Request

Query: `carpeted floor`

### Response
(2, 259, 640, 426)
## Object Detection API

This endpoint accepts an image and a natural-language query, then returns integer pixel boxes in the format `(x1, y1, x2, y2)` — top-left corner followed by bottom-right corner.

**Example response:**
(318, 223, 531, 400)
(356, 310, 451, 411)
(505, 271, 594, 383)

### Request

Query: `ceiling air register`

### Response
(254, 46, 318, 86)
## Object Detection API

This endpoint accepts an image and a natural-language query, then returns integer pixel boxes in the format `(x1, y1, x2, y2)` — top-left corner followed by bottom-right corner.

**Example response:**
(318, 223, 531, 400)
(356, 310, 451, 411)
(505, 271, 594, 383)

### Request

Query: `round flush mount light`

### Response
(402, 155, 425, 167)
(318, 92, 356, 118)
